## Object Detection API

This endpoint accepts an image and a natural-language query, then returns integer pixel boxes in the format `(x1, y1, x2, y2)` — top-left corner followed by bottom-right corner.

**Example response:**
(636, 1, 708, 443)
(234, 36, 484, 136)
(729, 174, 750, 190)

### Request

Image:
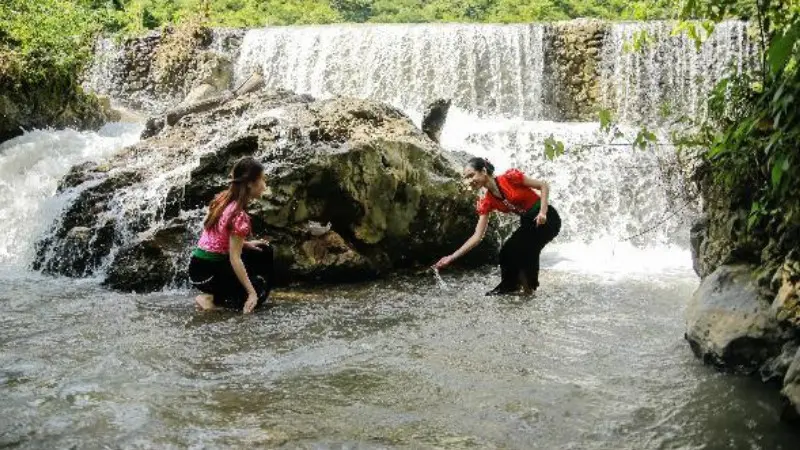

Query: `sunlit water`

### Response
(1, 262, 796, 449)
(0, 119, 796, 450)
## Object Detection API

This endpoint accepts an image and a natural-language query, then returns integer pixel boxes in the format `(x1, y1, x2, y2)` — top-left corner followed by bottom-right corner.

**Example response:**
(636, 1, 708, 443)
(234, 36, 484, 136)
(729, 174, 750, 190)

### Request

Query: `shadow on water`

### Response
(1, 266, 799, 449)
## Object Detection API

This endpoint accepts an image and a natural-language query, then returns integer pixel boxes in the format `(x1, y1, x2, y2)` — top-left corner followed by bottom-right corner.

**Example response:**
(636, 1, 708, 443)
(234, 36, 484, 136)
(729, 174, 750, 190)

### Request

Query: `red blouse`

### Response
(476, 169, 540, 216)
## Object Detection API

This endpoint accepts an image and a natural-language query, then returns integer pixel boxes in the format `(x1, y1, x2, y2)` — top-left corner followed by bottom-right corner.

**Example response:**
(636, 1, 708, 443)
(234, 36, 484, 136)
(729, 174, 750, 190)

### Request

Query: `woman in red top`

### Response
(435, 157, 561, 295)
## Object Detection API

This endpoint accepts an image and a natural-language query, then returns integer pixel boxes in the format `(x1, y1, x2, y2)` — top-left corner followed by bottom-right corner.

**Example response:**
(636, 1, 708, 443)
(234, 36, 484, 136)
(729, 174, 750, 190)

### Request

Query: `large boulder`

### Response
(685, 265, 786, 373)
(35, 89, 498, 292)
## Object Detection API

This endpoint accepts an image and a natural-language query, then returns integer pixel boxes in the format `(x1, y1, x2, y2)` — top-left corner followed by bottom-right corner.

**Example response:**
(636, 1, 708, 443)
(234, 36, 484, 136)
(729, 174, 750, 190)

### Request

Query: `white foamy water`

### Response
(0, 123, 142, 266)
(235, 23, 547, 119)
(600, 21, 756, 123)
(438, 110, 694, 243)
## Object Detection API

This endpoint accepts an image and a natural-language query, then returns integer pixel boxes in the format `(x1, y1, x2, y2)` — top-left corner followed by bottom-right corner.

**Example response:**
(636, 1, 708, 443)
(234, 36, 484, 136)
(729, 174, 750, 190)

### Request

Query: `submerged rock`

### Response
(685, 265, 786, 373)
(35, 89, 498, 291)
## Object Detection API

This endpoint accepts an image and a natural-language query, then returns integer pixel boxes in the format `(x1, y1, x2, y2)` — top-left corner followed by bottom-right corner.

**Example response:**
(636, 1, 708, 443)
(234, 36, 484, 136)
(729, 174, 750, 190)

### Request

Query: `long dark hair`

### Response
(467, 157, 495, 176)
(204, 157, 264, 230)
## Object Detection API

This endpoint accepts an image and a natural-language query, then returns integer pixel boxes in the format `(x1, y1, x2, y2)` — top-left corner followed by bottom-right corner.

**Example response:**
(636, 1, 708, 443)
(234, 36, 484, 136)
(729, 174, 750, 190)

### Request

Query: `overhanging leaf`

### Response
(772, 156, 787, 189)
(768, 23, 800, 75)
(598, 109, 613, 133)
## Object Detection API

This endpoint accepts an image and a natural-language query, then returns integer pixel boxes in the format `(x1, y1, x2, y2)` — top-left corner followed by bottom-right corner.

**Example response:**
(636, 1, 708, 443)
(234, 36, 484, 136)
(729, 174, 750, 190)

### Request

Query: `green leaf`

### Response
(701, 20, 715, 37)
(768, 23, 800, 75)
(598, 109, 613, 133)
(544, 135, 565, 160)
(772, 156, 787, 189)
(747, 213, 759, 231)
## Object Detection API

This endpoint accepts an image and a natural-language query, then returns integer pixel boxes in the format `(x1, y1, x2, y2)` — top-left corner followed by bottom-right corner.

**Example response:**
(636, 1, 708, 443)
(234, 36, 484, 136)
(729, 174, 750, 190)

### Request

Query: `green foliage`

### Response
(0, 0, 108, 88)
(677, 0, 800, 267)
(543, 135, 564, 160)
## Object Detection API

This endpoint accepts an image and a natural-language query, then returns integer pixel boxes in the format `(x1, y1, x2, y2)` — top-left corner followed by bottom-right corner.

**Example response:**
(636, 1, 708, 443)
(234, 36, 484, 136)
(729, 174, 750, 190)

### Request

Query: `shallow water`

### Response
(1, 253, 797, 449)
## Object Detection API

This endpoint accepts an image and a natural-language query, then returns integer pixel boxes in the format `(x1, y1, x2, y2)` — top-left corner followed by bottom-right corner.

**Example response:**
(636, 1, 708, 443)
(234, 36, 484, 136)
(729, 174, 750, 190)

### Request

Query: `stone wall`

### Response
(543, 19, 607, 121)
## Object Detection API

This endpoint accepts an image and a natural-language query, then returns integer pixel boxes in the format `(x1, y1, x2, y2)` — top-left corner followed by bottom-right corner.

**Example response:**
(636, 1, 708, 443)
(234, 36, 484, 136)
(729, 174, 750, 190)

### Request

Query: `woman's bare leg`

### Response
(194, 294, 217, 311)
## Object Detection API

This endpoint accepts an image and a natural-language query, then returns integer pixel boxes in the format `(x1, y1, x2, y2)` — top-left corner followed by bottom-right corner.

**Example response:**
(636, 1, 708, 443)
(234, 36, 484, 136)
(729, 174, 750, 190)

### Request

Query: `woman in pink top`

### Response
(188, 157, 273, 313)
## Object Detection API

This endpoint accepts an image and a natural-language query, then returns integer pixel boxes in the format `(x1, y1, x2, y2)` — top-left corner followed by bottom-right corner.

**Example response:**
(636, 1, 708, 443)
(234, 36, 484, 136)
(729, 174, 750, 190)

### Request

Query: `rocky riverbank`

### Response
(688, 163, 800, 422)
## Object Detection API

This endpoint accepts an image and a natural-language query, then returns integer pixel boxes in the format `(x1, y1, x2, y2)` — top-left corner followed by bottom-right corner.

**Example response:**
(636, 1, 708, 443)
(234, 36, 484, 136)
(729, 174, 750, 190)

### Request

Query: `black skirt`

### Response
(188, 243, 274, 310)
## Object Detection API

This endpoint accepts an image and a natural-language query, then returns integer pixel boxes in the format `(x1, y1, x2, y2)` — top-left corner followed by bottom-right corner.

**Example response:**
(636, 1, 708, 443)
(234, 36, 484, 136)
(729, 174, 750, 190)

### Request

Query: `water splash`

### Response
(0, 123, 142, 266)
(432, 267, 450, 290)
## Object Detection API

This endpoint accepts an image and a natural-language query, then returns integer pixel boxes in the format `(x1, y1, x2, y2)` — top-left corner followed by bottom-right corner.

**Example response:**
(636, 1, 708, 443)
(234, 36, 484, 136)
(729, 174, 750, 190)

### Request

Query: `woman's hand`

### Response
(535, 211, 548, 227)
(244, 239, 269, 251)
(434, 255, 454, 269)
(243, 292, 258, 314)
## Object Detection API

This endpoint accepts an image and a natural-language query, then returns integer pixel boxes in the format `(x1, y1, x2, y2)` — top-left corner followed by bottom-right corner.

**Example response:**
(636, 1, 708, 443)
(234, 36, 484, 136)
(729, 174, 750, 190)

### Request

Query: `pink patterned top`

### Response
(197, 202, 252, 254)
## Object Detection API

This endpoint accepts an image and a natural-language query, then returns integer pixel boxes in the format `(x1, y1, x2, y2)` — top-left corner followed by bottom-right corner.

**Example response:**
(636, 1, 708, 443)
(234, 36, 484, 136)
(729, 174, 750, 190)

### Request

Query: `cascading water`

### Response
(235, 23, 547, 119)
(600, 21, 756, 124)
(231, 21, 752, 273)
(0, 123, 142, 268)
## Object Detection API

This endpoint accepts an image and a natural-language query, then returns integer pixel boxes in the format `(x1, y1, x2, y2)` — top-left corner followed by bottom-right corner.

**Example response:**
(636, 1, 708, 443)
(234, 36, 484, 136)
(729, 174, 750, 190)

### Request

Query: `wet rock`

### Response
(543, 19, 608, 121)
(421, 99, 451, 143)
(180, 83, 219, 106)
(104, 218, 195, 292)
(33, 171, 142, 276)
(38, 90, 498, 292)
(761, 340, 800, 384)
(234, 72, 265, 96)
(685, 265, 786, 373)
(781, 347, 800, 423)
(690, 215, 709, 277)
(83, 28, 239, 115)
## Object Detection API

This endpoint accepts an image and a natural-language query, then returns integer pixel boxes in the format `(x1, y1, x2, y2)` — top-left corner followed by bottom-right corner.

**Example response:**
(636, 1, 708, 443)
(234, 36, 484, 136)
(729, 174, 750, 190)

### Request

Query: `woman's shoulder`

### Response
(499, 168, 525, 184)
(220, 201, 250, 224)
(476, 193, 494, 215)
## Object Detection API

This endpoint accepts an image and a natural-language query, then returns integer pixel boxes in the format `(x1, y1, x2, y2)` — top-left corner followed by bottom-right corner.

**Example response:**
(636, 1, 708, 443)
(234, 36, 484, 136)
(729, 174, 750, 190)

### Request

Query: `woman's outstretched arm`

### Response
(434, 214, 489, 269)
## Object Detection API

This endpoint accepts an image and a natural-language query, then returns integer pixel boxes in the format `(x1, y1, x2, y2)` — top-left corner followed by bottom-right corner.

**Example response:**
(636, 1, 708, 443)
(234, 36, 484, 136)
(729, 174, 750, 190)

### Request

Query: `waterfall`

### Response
(600, 21, 757, 124)
(235, 23, 547, 120)
(0, 124, 142, 267)
(16, 20, 757, 275)
(441, 117, 685, 244)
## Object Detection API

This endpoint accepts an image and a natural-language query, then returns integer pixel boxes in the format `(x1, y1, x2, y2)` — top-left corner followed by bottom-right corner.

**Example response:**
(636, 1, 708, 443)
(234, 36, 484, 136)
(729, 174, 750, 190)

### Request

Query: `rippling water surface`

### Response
(1, 254, 797, 449)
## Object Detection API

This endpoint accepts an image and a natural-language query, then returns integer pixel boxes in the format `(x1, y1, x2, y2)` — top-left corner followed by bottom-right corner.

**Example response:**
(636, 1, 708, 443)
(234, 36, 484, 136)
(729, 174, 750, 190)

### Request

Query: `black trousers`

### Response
(497, 205, 561, 292)
(188, 243, 274, 310)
